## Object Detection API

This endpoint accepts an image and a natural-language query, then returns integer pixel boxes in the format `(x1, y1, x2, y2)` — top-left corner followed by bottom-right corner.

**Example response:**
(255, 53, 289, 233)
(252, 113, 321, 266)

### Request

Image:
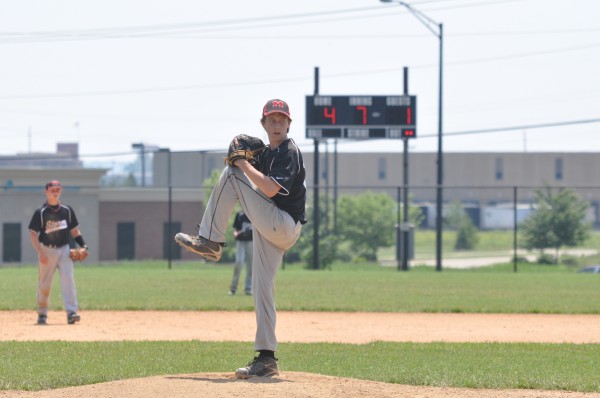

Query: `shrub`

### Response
(560, 254, 580, 267)
(512, 255, 530, 263)
(537, 252, 557, 265)
(455, 219, 478, 250)
(303, 235, 338, 270)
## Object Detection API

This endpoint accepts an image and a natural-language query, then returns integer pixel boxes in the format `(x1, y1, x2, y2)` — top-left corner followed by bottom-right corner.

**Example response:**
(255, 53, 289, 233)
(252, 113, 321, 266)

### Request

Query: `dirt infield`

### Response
(2, 311, 600, 398)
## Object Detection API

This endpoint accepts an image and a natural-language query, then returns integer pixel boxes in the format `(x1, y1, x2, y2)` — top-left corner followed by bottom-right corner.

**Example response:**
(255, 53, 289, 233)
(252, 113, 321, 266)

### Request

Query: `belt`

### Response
(41, 243, 66, 249)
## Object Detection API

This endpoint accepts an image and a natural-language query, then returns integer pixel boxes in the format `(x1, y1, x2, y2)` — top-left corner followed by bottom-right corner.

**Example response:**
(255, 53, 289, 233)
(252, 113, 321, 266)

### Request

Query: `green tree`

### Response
(124, 172, 137, 187)
(446, 201, 478, 250)
(337, 191, 397, 261)
(403, 194, 426, 227)
(455, 218, 478, 250)
(521, 187, 591, 260)
(289, 193, 337, 269)
(203, 169, 222, 205)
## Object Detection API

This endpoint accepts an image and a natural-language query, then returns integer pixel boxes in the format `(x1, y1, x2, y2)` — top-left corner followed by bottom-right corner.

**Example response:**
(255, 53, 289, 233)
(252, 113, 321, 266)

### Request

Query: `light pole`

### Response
(131, 143, 146, 187)
(380, 0, 444, 271)
(158, 148, 172, 269)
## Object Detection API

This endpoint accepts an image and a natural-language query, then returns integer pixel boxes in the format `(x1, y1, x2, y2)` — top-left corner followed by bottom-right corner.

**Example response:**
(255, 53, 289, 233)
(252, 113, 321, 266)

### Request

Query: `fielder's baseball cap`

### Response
(262, 99, 291, 120)
(45, 180, 62, 190)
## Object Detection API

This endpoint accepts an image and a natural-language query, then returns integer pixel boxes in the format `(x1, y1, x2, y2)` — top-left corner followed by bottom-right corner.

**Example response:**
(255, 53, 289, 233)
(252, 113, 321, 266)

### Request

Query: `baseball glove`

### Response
(225, 134, 266, 167)
(69, 248, 89, 262)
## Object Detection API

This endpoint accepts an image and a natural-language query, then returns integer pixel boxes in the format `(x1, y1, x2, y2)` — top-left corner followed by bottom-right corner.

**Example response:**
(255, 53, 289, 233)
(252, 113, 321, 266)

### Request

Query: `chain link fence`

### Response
(1, 184, 598, 269)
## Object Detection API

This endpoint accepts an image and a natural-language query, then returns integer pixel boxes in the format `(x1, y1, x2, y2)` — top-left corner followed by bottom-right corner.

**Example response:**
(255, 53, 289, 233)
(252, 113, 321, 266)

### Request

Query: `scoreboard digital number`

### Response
(305, 95, 417, 139)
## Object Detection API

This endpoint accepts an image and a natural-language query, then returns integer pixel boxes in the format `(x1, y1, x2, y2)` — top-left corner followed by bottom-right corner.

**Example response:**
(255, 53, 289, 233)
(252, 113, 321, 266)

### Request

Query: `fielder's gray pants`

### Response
(37, 244, 79, 316)
(199, 166, 302, 352)
(231, 240, 253, 294)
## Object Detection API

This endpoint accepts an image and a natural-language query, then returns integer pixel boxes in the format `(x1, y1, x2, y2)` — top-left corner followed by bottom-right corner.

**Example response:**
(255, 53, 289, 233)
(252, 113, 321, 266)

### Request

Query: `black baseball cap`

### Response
(45, 180, 62, 190)
(262, 99, 291, 120)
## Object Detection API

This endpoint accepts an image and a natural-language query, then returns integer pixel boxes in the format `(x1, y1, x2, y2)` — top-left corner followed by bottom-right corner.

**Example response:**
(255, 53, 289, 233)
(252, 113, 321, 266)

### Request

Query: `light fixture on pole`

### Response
(379, 0, 444, 271)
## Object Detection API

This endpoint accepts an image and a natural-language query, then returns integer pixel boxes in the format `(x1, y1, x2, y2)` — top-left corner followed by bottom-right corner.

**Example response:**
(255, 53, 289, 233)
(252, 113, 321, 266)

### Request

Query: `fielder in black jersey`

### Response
(230, 211, 253, 296)
(175, 99, 306, 379)
(28, 180, 88, 325)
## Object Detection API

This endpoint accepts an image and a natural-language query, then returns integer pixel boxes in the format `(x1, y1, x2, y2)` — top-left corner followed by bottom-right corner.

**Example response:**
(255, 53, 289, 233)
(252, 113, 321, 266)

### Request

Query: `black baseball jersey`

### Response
(256, 138, 307, 224)
(28, 202, 79, 247)
(233, 211, 253, 241)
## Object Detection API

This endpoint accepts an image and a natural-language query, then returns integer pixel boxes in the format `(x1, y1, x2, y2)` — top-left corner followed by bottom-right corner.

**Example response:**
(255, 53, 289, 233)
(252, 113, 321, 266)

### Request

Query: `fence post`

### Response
(513, 186, 518, 273)
(396, 186, 402, 270)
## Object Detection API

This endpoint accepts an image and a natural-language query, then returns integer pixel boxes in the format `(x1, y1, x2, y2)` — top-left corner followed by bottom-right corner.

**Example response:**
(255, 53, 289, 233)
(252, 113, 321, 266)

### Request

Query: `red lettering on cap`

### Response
(271, 101, 284, 108)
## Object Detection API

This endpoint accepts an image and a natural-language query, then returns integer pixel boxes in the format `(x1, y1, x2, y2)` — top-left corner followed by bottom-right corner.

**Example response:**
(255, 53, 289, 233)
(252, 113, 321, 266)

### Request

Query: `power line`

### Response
(331, 117, 600, 148)
(0, 147, 226, 160)
(319, 42, 600, 76)
(446, 43, 600, 67)
(0, 151, 135, 161)
(0, 76, 310, 99)
(0, 6, 394, 43)
(54, 27, 597, 41)
(419, 118, 600, 139)
(0, 0, 522, 44)
(2, 117, 597, 158)
(451, 28, 600, 37)
(0, 41, 597, 100)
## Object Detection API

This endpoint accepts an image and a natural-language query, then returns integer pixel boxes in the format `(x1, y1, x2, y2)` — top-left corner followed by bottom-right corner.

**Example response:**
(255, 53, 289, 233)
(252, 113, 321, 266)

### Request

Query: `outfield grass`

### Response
(0, 261, 598, 313)
(1, 341, 599, 392)
(1, 261, 599, 393)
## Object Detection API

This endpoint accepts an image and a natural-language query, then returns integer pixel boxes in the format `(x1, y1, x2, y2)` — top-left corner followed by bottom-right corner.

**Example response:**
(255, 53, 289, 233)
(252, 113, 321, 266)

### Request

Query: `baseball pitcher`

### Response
(175, 99, 307, 378)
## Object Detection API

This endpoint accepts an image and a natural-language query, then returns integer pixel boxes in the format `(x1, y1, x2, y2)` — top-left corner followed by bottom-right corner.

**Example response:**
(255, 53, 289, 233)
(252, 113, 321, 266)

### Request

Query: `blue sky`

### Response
(0, 0, 598, 161)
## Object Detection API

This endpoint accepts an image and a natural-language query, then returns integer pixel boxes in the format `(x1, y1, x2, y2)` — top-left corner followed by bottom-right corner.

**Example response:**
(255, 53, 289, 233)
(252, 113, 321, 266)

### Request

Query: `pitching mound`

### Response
(2, 372, 600, 398)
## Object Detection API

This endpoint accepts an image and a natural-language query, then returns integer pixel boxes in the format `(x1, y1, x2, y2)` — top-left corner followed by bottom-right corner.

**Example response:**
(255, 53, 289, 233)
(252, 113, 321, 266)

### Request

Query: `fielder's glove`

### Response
(69, 248, 89, 262)
(225, 134, 266, 167)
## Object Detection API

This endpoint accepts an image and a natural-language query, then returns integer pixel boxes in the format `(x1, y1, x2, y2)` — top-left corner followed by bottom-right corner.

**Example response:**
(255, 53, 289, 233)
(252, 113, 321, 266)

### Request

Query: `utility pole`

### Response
(313, 66, 320, 270)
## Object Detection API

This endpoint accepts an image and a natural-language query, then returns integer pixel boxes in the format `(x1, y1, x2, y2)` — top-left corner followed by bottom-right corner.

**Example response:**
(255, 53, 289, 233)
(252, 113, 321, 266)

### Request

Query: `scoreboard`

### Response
(305, 95, 417, 139)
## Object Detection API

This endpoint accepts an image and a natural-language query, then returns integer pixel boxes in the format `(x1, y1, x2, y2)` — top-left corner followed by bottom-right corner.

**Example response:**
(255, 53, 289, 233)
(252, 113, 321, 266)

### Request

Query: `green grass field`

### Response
(1, 260, 599, 392)
(2, 341, 599, 392)
(1, 261, 598, 313)
(379, 229, 600, 260)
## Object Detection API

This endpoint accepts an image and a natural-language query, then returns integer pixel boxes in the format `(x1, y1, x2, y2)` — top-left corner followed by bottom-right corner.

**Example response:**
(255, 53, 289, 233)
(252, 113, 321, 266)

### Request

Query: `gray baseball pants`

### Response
(199, 166, 302, 352)
(231, 240, 253, 294)
(37, 244, 79, 316)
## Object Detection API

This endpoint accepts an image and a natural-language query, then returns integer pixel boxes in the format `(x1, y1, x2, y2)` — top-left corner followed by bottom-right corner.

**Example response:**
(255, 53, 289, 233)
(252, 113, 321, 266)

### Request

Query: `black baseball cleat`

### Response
(174, 233, 223, 262)
(37, 315, 47, 325)
(235, 356, 279, 379)
(67, 312, 81, 325)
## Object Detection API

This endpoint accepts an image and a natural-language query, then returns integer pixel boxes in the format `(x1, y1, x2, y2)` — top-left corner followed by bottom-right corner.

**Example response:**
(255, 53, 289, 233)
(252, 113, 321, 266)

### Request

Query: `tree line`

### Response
(203, 170, 591, 268)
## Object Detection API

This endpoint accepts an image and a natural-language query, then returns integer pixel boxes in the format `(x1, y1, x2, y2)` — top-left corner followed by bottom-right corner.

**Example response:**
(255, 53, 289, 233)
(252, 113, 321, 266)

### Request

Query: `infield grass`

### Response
(1, 341, 599, 392)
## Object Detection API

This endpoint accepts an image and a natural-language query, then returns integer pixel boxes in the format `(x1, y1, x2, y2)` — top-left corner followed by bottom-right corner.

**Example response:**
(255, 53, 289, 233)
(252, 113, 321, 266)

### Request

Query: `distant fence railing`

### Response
(1, 184, 598, 270)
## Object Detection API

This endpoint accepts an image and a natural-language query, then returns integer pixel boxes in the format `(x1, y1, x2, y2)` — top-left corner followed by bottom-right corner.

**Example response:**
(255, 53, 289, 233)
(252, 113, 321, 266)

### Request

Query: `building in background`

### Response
(0, 143, 83, 169)
(154, 150, 600, 227)
(1, 149, 599, 264)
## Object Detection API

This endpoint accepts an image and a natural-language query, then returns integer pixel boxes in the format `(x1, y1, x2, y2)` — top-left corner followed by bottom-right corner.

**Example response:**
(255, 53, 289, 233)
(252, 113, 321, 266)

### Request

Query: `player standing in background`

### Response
(28, 180, 88, 325)
(175, 99, 307, 378)
(230, 210, 253, 296)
